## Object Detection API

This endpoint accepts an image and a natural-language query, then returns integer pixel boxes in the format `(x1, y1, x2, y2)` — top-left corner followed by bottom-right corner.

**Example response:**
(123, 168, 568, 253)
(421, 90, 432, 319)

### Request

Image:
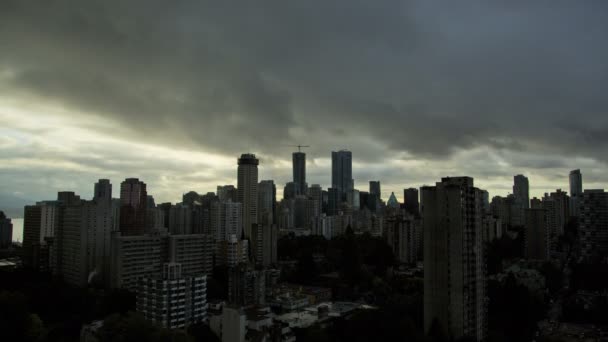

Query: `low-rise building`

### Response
(209, 304, 295, 342)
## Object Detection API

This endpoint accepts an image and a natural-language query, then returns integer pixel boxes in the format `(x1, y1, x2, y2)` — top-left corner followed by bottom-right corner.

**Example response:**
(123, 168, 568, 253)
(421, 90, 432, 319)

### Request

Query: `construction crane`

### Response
(287, 145, 310, 152)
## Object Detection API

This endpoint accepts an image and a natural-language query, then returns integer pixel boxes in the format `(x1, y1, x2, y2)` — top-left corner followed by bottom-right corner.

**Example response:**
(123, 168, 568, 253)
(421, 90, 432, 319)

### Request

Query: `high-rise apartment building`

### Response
(168, 234, 214, 276)
(22, 205, 43, 268)
(94, 179, 112, 204)
(308, 184, 323, 218)
(385, 215, 417, 264)
(258, 180, 276, 225)
(210, 201, 242, 241)
(0, 211, 13, 249)
(57, 201, 89, 287)
(237, 154, 258, 240)
(404, 188, 420, 216)
(542, 189, 570, 257)
(482, 214, 502, 243)
(331, 150, 353, 200)
(137, 263, 208, 329)
(524, 208, 549, 260)
(119, 178, 147, 236)
(110, 232, 168, 291)
(217, 185, 237, 203)
(530, 197, 542, 209)
(327, 188, 341, 216)
(216, 235, 249, 267)
(228, 263, 266, 306)
(570, 169, 583, 217)
(579, 189, 608, 261)
(369, 181, 381, 199)
(168, 203, 193, 235)
(22, 198, 65, 270)
(513, 174, 530, 209)
(422, 177, 486, 341)
(346, 189, 360, 210)
(110, 232, 215, 291)
(283, 182, 296, 201)
(251, 223, 278, 267)
(292, 151, 307, 196)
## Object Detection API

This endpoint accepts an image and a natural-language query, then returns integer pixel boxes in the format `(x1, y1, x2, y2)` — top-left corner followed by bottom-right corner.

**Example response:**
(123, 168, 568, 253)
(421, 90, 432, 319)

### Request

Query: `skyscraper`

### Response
(94, 179, 112, 204)
(543, 189, 570, 257)
(579, 189, 608, 260)
(119, 178, 147, 236)
(570, 169, 583, 197)
(524, 208, 549, 260)
(217, 185, 237, 203)
(387, 192, 399, 209)
(331, 150, 353, 200)
(308, 184, 323, 218)
(22, 205, 43, 268)
(0, 211, 13, 249)
(292, 151, 307, 196)
(385, 215, 417, 264)
(237, 154, 259, 240)
(258, 180, 276, 225)
(404, 188, 420, 216)
(369, 181, 381, 199)
(422, 177, 486, 341)
(513, 174, 530, 209)
(327, 188, 341, 216)
(168, 203, 193, 235)
(210, 200, 242, 241)
(570, 169, 583, 217)
(283, 182, 296, 200)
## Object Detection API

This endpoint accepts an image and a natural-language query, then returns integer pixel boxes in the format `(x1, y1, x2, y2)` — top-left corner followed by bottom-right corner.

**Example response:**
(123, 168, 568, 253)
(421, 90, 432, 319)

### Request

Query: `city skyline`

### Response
(2, 1, 608, 214)
(1, 147, 602, 215)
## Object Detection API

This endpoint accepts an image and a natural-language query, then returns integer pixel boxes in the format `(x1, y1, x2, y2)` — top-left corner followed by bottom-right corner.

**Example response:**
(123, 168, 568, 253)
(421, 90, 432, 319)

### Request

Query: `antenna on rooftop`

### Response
(286, 145, 310, 152)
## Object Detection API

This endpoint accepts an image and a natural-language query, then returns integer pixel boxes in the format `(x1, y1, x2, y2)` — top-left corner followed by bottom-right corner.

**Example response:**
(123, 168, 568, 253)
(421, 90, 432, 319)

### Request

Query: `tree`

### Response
(340, 225, 362, 286)
(187, 323, 220, 342)
(0, 291, 46, 342)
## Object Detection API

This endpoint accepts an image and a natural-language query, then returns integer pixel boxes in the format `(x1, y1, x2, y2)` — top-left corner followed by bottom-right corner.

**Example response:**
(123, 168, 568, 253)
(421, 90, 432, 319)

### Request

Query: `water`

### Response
(11, 218, 23, 242)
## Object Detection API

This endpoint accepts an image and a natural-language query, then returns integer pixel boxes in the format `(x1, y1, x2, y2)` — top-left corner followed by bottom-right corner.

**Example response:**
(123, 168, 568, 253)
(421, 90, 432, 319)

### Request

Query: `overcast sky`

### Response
(1, 0, 608, 215)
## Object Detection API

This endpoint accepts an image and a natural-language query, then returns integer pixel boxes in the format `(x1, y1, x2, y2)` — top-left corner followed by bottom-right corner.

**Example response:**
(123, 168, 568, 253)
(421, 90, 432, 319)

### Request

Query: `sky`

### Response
(1, 0, 608, 217)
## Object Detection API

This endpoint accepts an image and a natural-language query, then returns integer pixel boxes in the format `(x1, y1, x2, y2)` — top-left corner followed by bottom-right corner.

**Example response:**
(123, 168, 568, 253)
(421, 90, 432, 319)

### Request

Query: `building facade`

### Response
(513, 174, 530, 209)
(524, 208, 549, 260)
(579, 189, 608, 261)
(137, 263, 207, 329)
(292, 151, 307, 197)
(331, 150, 353, 200)
(0, 211, 13, 249)
(422, 177, 486, 341)
(569, 169, 583, 217)
(119, 178, 147, 236)
(258, 180, 276, 225)
(237, 154, 259, 241)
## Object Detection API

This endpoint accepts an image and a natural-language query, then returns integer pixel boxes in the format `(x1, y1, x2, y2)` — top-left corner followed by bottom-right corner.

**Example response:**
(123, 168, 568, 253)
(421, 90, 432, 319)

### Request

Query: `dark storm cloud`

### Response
(1, 0, 608, 163)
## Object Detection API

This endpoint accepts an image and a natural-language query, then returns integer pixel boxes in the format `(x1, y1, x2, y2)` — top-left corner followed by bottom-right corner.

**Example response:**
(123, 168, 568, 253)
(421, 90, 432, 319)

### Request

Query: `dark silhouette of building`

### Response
(513, 174, 530, 209)
(331, 150, 353, 200)
(569, 169, 583, 217)
(579, 189, 608, 261)
(422, 177, 486, 341)
(369, 181, 381, 199)
(119, 178, 147, 236)
(404, 188, 420, 216)
(292, 151, 307, 196)
(237, 154, 259, 240)
(94, 179, 112, 204)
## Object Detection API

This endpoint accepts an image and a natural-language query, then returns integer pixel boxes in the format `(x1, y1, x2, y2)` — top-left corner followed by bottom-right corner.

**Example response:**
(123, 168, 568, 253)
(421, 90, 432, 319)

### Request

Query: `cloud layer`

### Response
(1, 0, 608, 212)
